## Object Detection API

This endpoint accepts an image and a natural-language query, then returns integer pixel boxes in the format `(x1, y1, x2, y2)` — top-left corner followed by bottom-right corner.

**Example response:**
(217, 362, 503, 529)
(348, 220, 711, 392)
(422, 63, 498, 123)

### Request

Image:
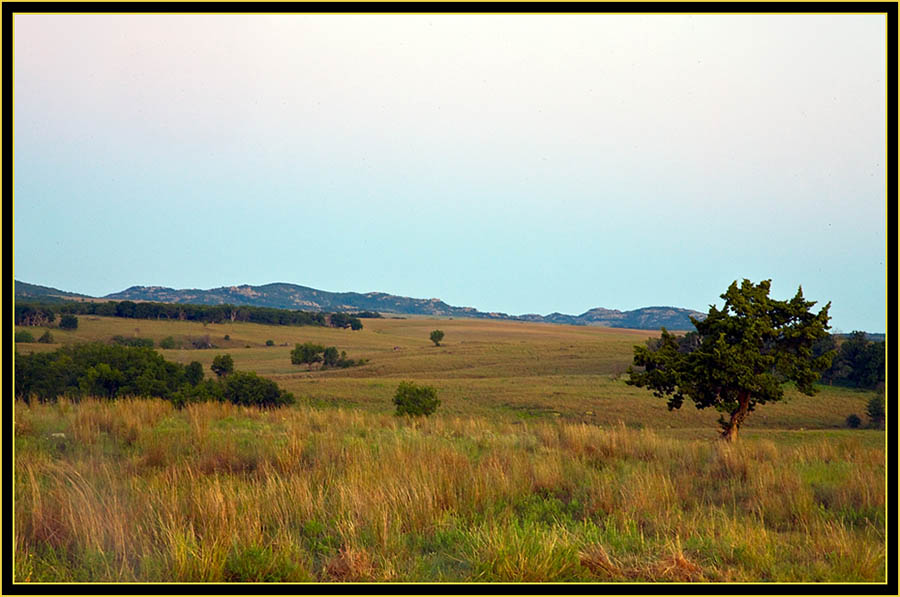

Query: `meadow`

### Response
(13, 315, 887, 583)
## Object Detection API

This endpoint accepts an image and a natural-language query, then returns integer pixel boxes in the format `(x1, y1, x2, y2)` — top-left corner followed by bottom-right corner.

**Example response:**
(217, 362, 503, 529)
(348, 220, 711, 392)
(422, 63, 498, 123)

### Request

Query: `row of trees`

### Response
(290, 342, 367, 369)
(15, 300, 364, 330)
(14, 344, 295, 408)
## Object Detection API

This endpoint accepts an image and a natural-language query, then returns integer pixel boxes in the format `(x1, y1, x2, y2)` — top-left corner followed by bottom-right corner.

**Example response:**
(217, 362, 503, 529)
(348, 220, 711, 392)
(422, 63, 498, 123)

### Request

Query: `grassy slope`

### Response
(13, 315, 886, 583)
(15, 315, 877, 434)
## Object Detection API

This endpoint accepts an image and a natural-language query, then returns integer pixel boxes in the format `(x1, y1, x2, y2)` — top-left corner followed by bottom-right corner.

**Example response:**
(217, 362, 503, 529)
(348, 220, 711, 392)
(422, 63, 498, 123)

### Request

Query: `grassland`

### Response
(13, 315, 887, 583)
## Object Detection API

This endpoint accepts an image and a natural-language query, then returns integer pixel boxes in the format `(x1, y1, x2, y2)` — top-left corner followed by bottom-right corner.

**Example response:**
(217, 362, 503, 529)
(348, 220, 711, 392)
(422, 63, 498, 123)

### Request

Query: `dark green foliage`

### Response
(627, 279, 833, 441)
(23, 299, 329, 328)
(291, 343, 325, 368)
(222, 371, 295, 408)
(15, 343, 293, 409)
(185, 361, 204, 386)
(866, 393, 884, 429)
(322, 346, 340, 367)
(820, 332, 885, 389)
(350, 311, 382, 319)
(265, 339, 275, 347)
(845, 414, 862, 429)
(15, 344, 200, 402)
(224, 334, 231, 341)
(329, 312, 363, 330)
(211, 354, 234, 377)
(58, 314, 78, 330)
(37, 331, 55, 344)
(159, 336, 177, 349)
(112, 335, 154, 348)
(430, 330, 445, 346)
(393, 381, 440, 417)
(15, 330, 35, 343)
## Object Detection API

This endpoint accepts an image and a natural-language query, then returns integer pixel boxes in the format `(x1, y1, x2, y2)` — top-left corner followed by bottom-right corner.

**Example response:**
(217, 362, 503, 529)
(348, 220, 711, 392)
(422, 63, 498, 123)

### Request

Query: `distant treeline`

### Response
(15, 300, 366, 330)
(815, 331, 885, 390)
(15, 343, 295, 408)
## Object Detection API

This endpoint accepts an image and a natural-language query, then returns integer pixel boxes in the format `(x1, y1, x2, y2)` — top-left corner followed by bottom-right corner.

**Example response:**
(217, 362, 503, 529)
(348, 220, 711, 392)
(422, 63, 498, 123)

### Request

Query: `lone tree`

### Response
(430, 330, 445, 346)
(627, 279, 834, 442)
(211, 354, 234, 377)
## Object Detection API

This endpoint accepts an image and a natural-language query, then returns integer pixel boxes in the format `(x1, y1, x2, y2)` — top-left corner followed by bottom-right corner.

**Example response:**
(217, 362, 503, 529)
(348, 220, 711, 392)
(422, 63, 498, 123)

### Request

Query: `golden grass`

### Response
(14, 398, 886, 583)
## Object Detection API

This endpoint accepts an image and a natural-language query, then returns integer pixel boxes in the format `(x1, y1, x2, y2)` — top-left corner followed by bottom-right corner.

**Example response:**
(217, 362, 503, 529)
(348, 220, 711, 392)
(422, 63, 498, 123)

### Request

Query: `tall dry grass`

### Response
(13, 398, 886, 583)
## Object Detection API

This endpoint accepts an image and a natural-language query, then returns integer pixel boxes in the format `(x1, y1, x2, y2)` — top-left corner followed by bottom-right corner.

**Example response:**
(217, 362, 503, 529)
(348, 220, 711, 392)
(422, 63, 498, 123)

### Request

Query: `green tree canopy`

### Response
(430, 330, 445, 346)
(627, 279, 834, 441)
(211, 354, 235, 377)
(291, 342, 325, 369)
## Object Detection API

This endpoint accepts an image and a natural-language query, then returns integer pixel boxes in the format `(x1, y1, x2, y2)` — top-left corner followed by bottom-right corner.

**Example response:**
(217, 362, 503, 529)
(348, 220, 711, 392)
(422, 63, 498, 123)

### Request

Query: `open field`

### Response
(13, 315, 887, 583)
(15, 315, 878, 432)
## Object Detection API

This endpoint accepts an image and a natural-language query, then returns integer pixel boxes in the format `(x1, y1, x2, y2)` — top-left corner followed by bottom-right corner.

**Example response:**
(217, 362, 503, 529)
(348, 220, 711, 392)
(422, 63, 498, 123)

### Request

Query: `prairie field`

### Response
(13, 315, 887, 583)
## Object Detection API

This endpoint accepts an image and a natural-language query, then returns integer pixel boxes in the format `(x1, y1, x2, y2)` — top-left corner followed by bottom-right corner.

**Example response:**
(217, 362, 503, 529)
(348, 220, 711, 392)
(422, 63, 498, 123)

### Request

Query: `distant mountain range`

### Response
(15, 280, 705, 330)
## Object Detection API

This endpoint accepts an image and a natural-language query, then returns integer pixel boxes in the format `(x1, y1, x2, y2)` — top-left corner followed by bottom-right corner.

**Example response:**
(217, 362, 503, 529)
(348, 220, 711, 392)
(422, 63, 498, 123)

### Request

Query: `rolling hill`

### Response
(15, 280, 705, 330)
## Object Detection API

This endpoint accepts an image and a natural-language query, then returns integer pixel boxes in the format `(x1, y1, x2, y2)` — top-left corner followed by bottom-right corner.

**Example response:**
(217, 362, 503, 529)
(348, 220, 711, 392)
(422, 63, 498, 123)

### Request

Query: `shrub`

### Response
(37, 331, 55, 344)
(224, 334, 231, 341)
(15, 330, 35, 343)
(393, 381, 440, 417)
(159, 336, 177, 349)
(266, 339, 275, 347)
(211, 354, 234, 377)
(222, 371, 295, 408)
(430, 330, 445, 346)
(845, 414, 862, 429)
(59, 314, 78, 330)
(866, 394, 884, 428)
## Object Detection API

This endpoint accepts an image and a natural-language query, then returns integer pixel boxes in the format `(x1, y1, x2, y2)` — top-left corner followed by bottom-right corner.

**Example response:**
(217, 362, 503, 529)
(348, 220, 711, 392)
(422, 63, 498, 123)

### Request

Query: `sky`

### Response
(14, 14, 887, 332)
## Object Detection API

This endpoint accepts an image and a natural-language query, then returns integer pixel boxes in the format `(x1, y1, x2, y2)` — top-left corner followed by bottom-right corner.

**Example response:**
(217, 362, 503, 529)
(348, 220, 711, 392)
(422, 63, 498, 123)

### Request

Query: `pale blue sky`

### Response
(14, 14, 887, 332)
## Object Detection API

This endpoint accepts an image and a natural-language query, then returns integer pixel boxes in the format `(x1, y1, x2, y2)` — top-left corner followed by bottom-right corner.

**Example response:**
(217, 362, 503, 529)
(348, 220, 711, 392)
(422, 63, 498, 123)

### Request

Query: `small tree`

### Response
(627, 279, 833, 442)
(159, 336, 177, 349)
(211, 354, 234, 377)
(430, 330, 445, 346)
(845, 414, 862, 429)
(291, 342, 325, 369)
(59, 314, 78, 330)
(322, 346, 340, 368)
(866, 393, 885, 429)
(393, 381, 440, 417)
(37, 330, 55, 344)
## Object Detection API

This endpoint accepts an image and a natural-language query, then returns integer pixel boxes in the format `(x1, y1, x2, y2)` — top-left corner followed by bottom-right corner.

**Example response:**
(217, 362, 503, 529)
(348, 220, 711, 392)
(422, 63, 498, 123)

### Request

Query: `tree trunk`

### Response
(722, 391, 751, 442)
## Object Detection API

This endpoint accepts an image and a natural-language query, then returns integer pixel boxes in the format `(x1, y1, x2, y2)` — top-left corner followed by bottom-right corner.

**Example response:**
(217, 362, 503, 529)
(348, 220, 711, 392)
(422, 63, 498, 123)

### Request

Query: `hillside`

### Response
(16, 279, 704, 330)
(103, 282, 705, 330)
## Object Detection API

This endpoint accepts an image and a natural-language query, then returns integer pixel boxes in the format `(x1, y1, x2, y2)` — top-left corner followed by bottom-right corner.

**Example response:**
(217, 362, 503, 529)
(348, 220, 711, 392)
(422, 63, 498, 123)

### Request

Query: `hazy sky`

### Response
(14, 14, 887, 331)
